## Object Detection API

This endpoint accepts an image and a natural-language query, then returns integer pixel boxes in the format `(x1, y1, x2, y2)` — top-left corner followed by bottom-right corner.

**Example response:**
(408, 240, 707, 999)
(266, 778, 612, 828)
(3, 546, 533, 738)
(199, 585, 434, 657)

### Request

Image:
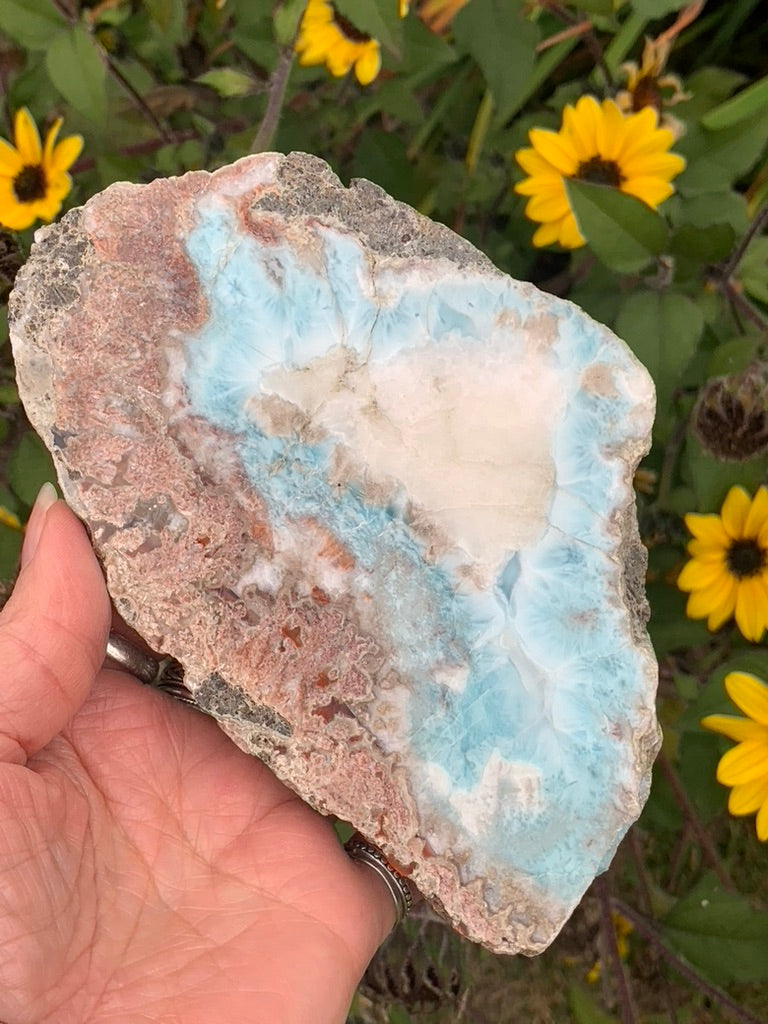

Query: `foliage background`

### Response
(0, 0, 767, 1021)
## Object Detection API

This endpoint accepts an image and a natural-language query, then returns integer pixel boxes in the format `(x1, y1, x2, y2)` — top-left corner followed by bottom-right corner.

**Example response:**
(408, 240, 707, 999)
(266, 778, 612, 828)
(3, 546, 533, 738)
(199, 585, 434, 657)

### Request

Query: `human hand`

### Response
(0, 487, 394, 1024)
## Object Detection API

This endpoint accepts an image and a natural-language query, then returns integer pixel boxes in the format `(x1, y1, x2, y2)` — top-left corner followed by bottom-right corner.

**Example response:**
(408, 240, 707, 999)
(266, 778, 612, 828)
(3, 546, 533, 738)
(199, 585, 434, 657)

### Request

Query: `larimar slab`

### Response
(10, 153, 658, 954)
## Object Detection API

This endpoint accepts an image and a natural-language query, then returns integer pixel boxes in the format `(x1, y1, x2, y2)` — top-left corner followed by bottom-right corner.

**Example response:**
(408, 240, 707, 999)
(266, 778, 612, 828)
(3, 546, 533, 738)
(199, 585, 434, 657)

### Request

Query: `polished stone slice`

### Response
(10, 153, 658, 955)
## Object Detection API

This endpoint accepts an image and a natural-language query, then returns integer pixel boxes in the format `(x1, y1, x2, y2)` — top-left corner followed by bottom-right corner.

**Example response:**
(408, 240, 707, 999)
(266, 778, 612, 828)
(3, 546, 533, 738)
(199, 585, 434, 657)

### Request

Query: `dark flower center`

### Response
(576, 157, 624, 187)
(726, 539, 766, 579)
(13, 164, 47, 203)
(632, 75, 663, 113)
(332, 6, 370, 42)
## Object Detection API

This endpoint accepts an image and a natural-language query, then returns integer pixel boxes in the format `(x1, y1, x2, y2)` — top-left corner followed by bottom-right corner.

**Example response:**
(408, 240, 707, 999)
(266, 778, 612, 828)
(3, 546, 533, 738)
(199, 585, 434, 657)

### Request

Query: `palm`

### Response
(0, 667, 382, 1024)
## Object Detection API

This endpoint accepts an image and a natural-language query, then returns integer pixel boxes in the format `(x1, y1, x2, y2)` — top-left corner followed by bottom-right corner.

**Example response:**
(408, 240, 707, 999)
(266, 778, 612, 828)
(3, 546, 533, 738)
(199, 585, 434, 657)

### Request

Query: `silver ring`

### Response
(345, 837, 413, 927)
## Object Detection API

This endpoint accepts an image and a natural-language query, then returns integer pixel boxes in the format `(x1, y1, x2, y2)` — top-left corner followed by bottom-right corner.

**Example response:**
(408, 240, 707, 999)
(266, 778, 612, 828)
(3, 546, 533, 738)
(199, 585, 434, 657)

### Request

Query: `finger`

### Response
(0, 490, 110, 764)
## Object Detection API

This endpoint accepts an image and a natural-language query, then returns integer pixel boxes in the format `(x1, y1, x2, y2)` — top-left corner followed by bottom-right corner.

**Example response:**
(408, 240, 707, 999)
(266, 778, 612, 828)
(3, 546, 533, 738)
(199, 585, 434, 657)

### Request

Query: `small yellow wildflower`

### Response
(702, 671, 768, 841)
(295, 0, 381, 86)
(514, 95, 685, 249)
(586, 912, 633, 984)
(0, 108, 82, 232)
(678, 485, 768, 643)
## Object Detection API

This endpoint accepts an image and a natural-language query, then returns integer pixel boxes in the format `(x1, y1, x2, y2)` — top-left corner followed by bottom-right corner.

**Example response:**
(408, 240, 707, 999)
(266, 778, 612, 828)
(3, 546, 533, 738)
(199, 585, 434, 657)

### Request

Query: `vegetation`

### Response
(1, 1, 767, 1020)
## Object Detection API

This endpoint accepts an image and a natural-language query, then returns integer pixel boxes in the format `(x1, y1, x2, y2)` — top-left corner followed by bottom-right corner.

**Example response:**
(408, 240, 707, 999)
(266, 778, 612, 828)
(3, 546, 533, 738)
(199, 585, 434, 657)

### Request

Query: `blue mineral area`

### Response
(181, 200, 651, 910)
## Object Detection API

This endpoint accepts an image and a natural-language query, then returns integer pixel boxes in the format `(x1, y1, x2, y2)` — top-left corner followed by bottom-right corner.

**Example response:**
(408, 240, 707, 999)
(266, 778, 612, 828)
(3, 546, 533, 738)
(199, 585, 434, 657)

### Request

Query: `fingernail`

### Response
(21, 481, 59, 567)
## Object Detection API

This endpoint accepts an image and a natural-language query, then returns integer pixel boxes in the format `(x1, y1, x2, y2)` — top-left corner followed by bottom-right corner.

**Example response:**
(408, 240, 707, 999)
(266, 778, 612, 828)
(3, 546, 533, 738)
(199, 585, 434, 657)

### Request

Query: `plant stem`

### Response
(595, 875, 638, 1024)
(465, 90, 494, 176)
(656, 752, 735, 892)
(721, 203, 768, 280)
(612, 899, 766, 1024)
(251, 48, 295, 153)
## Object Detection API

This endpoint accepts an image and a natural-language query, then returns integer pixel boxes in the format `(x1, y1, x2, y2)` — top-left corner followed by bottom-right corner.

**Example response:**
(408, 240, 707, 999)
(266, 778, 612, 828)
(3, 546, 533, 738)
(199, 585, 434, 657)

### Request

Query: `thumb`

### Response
(0, 485, 110, 764)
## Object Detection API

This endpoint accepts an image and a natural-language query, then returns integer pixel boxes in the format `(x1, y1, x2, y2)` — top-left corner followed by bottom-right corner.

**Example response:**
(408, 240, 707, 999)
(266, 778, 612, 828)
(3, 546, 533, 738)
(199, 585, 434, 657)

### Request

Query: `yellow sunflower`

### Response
(0, 108, 82, 232)
(514, 95, 685, 249)
(702, 671, 768, 841)
(295, 0, 381, 86)
(678, 485, 768, 643)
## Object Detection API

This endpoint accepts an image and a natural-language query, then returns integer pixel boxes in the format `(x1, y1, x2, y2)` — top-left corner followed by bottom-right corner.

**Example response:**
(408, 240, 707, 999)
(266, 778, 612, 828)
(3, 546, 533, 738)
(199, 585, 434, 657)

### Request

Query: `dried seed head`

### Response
(692, 365, 768, 462)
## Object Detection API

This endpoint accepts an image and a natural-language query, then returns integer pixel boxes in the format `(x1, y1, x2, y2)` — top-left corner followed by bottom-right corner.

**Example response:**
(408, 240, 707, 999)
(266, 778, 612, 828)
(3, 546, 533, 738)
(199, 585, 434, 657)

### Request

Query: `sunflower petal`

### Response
(557, 215, 585, 249)
(684, 513, 729, 547)
(354, 43, 381, 86)
(531, 220, 562, 247)
(756, 798, 768, 841)
(687, 539, 727, 561)
(13, 107, 42, 164)
(734, 577, 768, 643)
(702, 714, 768, 743)
(515, 148, 559, 177)
(596, 99, 628, 162)
(677, 556, 727, 592)
(525, 190, 571, 222)
(50, 133, 82, 175)
(744, 486, 768, 540)
(725, 672, 768, 726)
(528, 129, 579, 176)
(620, 176, 674, 209)
(621, 151, 686, 181)
(0, 138, 22, 176)
(717, 740, 768, 786)
(0, 176, 36, 231)
(562, 101, 597, 162)
(686, 573, 736, 623)
(514, 175, 563, 197)
(728, 775, 768, 816)
(707, 583, 738, 630)
(721, 485, 751, 539)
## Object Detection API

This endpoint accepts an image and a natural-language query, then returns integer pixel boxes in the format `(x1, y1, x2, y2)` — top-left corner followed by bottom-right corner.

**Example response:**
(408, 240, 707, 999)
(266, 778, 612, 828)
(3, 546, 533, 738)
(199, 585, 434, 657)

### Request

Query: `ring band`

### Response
(345, 837, 413, 928)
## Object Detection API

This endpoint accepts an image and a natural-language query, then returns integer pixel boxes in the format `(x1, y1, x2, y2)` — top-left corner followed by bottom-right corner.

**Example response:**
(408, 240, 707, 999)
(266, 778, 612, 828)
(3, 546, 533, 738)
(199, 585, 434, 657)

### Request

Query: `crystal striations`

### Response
(10, 153, 658, 954)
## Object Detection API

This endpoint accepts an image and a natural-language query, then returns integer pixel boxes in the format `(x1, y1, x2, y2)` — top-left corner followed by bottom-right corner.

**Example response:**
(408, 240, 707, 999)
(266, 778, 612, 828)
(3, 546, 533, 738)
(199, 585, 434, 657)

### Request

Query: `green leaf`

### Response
(196, 68, 256, 98)
(453, 0, 539, 113)
(667, 190, 749, 236)
(684, 434, 767, 511)
(663, 875, 768, 985)
(678, 731, 727, 821)
(703, 75, 768, 130)
(568, 986, 619, 1024)
(143, 0, 188, 46)
(566, 179, 668, 273)
(678, 651, 768, 731)
(0, 383, 19, 404)
(630, 0, 689, 15)
(739, 236, 768, 305)
(0, 0, 66, 50)
(574, 0, 615, 13)
(676, 110, 768, 194)
(706, 335, 761, 378)
(349, 131, 420, 206)
(0, 524, 23, 583)
(668, 223, 735, 264)
(46, 25, 108, 126)
(273, 0, 306, 46)
(333, 0, 400, 54)
(615, 291, 703, 438)
(7, 431, 56, 508)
